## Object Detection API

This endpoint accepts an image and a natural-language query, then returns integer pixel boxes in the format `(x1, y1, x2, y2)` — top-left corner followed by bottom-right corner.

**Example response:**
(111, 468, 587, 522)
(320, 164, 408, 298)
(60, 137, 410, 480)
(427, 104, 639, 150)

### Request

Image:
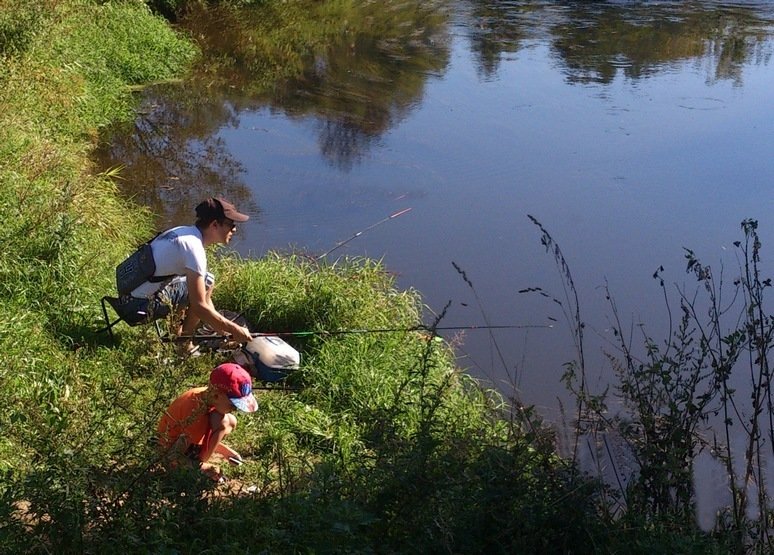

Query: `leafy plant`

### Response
(530, 215, 774, 552)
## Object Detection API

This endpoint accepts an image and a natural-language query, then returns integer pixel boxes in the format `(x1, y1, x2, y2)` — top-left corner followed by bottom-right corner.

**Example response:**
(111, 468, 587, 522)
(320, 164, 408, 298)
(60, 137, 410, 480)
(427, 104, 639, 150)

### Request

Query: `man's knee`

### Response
(152, 277, 189, 315)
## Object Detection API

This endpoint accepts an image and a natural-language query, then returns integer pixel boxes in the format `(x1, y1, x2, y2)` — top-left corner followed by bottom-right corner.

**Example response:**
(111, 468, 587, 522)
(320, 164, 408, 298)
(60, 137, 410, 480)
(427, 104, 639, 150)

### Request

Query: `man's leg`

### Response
(179, 272, 215, 338)
(153, 274, 214, 353)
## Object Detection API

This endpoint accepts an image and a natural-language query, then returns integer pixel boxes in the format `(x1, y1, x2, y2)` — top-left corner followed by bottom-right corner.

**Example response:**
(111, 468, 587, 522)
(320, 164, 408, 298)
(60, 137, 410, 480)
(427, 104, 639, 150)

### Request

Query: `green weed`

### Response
(530, 215, 774, 553)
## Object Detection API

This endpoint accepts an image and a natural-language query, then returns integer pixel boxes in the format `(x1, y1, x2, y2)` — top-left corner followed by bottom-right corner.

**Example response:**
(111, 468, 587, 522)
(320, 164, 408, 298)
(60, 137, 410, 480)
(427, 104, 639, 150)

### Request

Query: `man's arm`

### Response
(185, 270, 252, 343)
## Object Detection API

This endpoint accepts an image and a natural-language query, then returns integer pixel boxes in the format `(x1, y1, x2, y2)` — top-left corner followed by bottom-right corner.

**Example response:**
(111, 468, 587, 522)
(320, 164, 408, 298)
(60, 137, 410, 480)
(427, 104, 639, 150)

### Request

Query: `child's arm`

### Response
(214, 442, 242, 464)
(199, 411, 237, 464)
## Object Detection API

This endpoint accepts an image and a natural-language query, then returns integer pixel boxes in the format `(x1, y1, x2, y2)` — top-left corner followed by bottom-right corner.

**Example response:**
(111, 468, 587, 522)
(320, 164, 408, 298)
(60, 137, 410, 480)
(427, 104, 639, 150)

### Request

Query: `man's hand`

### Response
(230, 324, 252, 344)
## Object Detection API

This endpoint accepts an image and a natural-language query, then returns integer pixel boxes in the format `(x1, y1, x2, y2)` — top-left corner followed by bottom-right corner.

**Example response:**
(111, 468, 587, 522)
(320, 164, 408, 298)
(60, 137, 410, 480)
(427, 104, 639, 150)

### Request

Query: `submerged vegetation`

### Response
(1, 0, 773, 553)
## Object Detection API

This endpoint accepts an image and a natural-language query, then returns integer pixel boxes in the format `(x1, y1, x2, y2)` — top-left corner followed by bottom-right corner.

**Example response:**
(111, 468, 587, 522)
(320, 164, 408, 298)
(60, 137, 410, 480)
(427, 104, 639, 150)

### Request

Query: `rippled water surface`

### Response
(94, 0, 774, 417)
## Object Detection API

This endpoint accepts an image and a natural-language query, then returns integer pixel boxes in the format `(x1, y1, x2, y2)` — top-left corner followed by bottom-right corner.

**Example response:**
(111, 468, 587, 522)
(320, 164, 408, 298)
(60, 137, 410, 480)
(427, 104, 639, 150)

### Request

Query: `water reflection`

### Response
(183, 1, 451, 170)
(550, 2, 773, 85)
(94, 85, 252, 226)
(275, 18, 451, 171)
(459, 1, 533, 79)
(459, 0, 773, 84)
(94, 0, 451, 219)
(94, 1, 774, 225)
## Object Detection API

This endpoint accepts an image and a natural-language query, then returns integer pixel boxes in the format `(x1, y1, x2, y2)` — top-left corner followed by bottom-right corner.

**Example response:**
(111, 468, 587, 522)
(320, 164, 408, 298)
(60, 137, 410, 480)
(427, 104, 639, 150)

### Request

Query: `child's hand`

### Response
(200, 462, 223, 482)
(214, 442, 242, 463)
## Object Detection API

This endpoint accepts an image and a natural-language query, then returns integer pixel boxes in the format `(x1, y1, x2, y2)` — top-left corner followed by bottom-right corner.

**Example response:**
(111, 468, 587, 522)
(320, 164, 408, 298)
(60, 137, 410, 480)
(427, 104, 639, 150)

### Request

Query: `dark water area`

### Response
(93, 0, 774, 421)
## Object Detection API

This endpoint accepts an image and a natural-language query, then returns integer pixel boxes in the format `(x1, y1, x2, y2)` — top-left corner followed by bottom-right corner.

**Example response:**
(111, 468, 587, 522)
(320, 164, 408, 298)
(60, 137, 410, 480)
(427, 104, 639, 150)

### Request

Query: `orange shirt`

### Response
(157, 387, 214, 450)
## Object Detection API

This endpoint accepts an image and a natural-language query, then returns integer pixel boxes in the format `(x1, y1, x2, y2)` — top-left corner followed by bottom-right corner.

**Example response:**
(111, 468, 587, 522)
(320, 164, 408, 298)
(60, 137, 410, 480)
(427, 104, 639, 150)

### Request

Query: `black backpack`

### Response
(115, 237, 173, 296)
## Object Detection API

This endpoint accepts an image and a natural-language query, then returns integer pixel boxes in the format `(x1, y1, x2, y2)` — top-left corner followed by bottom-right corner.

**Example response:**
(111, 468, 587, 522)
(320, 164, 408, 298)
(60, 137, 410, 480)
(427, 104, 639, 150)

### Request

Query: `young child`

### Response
(157, 362, 258, 481)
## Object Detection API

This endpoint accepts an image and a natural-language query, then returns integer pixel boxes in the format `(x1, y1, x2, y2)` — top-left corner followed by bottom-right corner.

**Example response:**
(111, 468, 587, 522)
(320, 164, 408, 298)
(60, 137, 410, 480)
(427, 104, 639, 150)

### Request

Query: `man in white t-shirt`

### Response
(125, 197, 253, 352)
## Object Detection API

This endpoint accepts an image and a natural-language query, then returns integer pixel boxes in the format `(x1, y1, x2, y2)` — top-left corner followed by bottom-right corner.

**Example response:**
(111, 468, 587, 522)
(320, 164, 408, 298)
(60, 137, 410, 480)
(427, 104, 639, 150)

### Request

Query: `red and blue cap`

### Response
(209, 363, 258, 413)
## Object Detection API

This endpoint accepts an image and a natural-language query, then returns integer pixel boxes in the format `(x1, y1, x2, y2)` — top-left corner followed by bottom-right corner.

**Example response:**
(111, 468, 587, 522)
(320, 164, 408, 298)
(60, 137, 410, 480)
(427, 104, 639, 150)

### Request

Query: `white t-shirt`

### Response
(130, 225, 207, 298)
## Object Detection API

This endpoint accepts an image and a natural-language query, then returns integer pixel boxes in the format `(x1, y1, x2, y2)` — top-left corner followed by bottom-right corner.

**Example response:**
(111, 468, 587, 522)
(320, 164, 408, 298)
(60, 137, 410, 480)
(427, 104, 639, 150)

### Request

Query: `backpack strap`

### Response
(145, 231, 175, 283)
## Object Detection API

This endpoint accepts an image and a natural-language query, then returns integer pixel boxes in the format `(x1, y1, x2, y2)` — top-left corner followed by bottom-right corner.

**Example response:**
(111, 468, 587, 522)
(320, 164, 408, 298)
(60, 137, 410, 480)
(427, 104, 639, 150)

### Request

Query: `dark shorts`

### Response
(115, 274, 213, 325)
(156, 437, 203, 470)
(184, 443, 203, 464)
(149, 276, 190, 317)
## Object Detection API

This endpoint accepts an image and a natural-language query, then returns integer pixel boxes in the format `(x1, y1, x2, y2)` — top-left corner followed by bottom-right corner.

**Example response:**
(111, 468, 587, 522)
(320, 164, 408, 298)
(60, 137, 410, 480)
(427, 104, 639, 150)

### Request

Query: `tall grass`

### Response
(0, 1, 197, 551)
(0, 0, 196, 332)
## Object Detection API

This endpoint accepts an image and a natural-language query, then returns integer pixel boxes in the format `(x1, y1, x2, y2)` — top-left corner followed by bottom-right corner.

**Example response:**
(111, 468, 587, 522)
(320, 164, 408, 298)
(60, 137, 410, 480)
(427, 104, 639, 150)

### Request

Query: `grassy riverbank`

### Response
(0, 1, 737, 553)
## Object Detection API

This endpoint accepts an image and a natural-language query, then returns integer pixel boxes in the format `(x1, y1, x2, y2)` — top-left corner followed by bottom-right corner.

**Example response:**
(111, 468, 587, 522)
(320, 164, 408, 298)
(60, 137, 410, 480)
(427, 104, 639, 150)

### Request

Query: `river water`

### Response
(94, 0, 774, 421)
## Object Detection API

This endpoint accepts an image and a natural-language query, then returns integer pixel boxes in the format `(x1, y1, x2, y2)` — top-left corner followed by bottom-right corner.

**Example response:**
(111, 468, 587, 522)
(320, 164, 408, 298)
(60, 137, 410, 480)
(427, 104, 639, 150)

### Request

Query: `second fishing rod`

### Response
(315, 207, 412, 260)
(173, 322, 554, 342)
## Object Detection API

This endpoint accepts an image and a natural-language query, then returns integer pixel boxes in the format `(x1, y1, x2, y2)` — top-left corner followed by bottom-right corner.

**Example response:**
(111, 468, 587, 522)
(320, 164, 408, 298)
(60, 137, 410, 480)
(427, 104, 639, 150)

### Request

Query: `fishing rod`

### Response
(316, 207, 412, 260)
(171, 323, 554, 342)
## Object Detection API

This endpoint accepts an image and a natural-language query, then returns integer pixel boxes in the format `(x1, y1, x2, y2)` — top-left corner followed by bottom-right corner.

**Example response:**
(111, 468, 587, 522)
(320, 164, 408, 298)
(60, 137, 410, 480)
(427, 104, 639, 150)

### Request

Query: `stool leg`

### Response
(100, 297, 115, 341)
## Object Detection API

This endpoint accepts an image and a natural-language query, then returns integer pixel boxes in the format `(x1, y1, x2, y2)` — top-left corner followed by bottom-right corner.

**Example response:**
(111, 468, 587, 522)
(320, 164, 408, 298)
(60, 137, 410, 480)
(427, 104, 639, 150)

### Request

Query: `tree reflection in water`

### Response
(94, 0, 451, 219)
(93, 0, 772, 225)
(92, 81, 252, 227)
(462, 0, 772, 85)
